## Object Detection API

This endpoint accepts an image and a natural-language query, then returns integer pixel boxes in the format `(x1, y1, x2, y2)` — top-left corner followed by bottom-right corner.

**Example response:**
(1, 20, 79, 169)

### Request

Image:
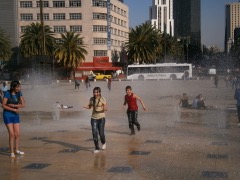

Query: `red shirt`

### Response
(125, 93, 138, 111)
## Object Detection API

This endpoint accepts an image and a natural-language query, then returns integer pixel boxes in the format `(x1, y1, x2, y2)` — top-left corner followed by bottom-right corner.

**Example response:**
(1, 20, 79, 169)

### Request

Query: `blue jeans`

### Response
(91, 118, 106, 150)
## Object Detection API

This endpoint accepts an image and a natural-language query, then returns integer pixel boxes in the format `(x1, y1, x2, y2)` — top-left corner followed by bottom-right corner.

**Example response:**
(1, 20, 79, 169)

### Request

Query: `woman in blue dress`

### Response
(2, 81, 25, 158)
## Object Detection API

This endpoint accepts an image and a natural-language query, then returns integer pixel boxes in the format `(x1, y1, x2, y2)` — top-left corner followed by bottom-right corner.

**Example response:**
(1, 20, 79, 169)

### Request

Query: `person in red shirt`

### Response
(122, 86, 147, 135)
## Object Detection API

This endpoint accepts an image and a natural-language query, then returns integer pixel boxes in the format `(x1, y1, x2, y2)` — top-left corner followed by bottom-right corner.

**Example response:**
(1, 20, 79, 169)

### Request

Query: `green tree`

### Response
(19, 22, 55, 57)
(0, 28, 12, 68)
(54, 31, 88, 79)
(126, 22, 162, 64)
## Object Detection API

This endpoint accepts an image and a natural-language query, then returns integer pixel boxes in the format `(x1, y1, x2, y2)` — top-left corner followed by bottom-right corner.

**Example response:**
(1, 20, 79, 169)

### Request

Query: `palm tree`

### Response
(54, 31, 88, 79)
(126, 22, 162, 64)
(19, 22, 55, 57)
(0, 28, 11, 68)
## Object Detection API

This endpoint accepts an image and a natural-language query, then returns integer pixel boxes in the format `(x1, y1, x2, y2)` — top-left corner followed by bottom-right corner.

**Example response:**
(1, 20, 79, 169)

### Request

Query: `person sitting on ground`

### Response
(179, 93, 190, 108)
(192, 94, 206, 109)
(56, 102, 73, 109)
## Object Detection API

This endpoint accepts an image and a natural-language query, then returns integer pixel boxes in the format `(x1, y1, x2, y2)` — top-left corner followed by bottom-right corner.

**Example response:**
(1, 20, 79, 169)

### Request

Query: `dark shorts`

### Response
(3, 113, 20, 124)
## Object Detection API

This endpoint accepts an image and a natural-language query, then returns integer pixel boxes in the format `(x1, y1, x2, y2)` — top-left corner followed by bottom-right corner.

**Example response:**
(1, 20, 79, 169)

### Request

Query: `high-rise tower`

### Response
(150, 0, 201, 46)
(225, 2, 240, 52)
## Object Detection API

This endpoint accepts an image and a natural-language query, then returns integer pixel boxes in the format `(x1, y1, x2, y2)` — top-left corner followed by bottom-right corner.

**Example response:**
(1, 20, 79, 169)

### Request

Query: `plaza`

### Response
(0, 78, 239, 180)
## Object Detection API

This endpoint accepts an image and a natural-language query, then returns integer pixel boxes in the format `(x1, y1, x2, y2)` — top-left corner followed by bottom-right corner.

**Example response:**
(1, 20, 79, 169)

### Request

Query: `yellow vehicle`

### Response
(94, 73, 111, 80)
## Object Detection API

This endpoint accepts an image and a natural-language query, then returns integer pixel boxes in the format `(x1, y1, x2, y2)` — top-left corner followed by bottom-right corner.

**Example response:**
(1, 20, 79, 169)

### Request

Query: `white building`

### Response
(149, 0, 174, 35)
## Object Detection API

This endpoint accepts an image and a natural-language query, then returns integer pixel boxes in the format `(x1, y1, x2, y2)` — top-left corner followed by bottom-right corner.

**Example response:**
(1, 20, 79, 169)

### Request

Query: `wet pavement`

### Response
(0, 78, 240, 180)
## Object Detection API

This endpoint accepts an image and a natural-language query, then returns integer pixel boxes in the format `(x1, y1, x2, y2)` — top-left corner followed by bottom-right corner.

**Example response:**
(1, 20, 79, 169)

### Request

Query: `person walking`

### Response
(85, 76, 91, 90)
(75, 79, 80, 89)
(2, 80, 25, 157)
(122, 86, 147, 135)
(107, 77, 112, 91)
(234, 87, 240, 127)
(83, 87, 107, 153)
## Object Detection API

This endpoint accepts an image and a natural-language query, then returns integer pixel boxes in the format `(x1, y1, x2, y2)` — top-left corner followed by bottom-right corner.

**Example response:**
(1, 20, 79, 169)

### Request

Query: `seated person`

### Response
(56, 102, 73, 109)
(179, 93, 190, 108)
(192, 94, 206, 109)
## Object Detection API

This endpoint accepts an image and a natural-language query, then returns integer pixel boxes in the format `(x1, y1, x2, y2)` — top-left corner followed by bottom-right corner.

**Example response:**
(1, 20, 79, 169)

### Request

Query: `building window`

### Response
(37, 13, 49, 20)
(94, 50, 107, 56)
(36, 1, 49, 7)
(92, 0, 107, 7)
(20, 14, 33, 20)
(93, 25, 107, 32)
(93, 13, 107, 20)
(53, 13, 65, 20)
(20, 1, 32, 8)
(56, 38, 64, 43)
(54, 26, 66, 33)
(69, 0, 81, 7)
(93, 38, 107, 44)
(20, 26, 27, 33)
(70, 25, 82, 32)
(69, 13, 82, 20)
(53, 1, 65, 7)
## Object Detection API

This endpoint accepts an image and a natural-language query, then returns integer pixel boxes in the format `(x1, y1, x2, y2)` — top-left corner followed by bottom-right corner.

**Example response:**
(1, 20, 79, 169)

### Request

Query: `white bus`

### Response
(127, 63, 192, 80)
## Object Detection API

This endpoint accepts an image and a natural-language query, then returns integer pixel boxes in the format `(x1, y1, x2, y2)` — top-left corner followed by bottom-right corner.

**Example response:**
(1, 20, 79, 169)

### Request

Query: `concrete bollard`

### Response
(94, 79, 96, 82)
(197, 77, 200, 80)
(69, 80, 71, 83)
(81, 79, 84, 83)
(57, 80, 59, 83)
(119, 79, 121, 81)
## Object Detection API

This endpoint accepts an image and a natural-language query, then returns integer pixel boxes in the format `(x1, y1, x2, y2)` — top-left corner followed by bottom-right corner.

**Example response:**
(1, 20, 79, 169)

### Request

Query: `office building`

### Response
(0, 0, 129, 62)
(225, 2, 240, 52)
(149, 0, 201, 46)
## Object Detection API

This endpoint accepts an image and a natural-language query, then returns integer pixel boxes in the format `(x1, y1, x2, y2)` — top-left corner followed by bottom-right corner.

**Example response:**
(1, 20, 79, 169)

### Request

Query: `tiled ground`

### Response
(0, 79, 239, 180)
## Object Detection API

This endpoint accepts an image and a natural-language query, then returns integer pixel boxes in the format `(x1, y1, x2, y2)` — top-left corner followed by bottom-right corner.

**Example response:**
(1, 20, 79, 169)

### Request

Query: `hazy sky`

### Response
(124, 0, 238, 50)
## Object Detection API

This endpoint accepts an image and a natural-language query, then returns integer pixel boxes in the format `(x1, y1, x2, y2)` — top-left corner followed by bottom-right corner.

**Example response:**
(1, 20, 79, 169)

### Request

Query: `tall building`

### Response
(149, 0, 201, 45)
(0, 0, 129, 62)
(225, 2, 240, 52)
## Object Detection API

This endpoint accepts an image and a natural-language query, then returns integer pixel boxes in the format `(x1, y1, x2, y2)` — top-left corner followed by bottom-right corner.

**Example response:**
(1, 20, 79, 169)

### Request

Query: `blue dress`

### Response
(3, 91, 22, 124)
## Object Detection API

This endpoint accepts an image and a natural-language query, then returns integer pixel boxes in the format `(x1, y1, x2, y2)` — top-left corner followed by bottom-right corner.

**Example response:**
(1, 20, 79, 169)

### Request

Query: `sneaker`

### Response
(137, 126, 141, 131)
(15, 150, 25, 155)
(10, 153, 15, 158)
(93, 149, 100, 153)
(129, 132, 135, 135)
(102, 143, 106, 150)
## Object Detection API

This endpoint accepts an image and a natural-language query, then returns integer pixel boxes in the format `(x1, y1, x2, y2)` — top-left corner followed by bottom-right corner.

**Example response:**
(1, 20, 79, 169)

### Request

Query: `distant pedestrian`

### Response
(232, 76, 237, 89)
(214, 75, 218, 88)
(2, 80, 25, 157)
(107, 77, 112, 91)
(225, 75, 230, 87)
(83, 87, 107, 153)
(85, 76, 91, 90)
(122, 86, 147, 135)
(75, 80, 80, 89)
(234, 87, 240, 127)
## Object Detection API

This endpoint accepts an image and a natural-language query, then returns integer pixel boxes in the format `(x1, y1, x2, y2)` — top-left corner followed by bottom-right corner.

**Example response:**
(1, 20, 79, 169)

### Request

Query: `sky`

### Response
(124, 0, 238, 50)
